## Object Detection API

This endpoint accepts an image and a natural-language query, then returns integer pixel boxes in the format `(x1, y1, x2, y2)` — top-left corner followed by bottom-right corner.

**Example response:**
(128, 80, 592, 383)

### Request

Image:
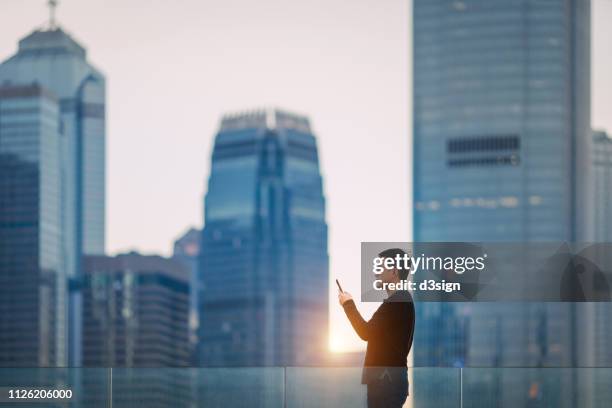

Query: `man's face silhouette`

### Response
(379, 260, 400, 284)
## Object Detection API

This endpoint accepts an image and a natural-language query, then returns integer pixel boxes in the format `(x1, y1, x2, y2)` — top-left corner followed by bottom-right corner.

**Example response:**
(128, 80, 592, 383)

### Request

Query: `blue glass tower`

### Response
(0, 25, 106, 366)
(0, 85, 63, 366)
(592, 130, 612, 243)
(173, 227, 202, 355)
(412, 0, 591, 406)
(198, 109, 328, 366)
(413, 0, 591, 243)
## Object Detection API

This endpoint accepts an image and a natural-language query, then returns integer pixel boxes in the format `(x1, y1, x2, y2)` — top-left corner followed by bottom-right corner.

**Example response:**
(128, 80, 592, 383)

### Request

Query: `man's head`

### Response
(377, 248, 411, 284)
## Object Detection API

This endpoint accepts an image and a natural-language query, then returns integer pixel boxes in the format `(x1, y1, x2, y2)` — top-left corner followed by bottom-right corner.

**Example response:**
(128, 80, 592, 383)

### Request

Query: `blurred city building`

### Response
(588, 129, 612, 407)
(412, 0, 592, 406)
(0, 85, 63, 366)
(82, 253, 190, 366)
(0, 18, 106, 366)
(82, 253, 191, 407)
(172, 227, 202, 358)
(198, 109, 328, 366)
(592, 130, 612, 242)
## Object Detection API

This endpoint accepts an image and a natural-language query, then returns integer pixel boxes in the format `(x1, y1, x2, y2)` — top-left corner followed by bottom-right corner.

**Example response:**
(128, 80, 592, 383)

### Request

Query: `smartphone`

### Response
(335, 279, 344, 292)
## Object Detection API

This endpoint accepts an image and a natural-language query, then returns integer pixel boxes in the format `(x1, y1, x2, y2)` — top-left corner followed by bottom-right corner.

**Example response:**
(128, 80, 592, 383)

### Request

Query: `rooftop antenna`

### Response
(48, 0, 58, 29)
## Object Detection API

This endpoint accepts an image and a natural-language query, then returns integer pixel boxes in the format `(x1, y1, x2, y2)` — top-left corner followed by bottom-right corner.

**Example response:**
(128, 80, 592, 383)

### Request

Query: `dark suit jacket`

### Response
(342, 290, 415, 384)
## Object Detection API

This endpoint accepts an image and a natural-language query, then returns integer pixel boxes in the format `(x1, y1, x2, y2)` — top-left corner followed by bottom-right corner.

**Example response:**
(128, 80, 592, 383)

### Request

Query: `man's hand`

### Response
(338, 291, 353, 306)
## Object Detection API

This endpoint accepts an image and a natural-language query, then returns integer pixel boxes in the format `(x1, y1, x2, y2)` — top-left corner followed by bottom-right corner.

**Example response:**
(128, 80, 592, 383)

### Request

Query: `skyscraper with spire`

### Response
(0, 2, 106, 366)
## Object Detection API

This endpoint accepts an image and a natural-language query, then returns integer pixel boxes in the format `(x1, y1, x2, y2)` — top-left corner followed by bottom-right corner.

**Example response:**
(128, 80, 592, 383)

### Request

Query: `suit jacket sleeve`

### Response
(342, 299, 388, 341)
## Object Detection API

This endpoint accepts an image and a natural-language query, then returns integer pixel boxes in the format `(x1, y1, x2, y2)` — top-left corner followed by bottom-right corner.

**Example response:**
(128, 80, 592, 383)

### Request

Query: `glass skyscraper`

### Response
(0, 26, 106, 366)
(0, 85, 63, 366)
(413, 0, 591, 243)
(198, 109, 328, 366)
(592, 130, 612, 243)
(82, 253, 191, 408)
(412, 0, 591, 406)
(588, 130, 612, 405)
(82, 253, 191, 367)
(173, 227, 202, 354)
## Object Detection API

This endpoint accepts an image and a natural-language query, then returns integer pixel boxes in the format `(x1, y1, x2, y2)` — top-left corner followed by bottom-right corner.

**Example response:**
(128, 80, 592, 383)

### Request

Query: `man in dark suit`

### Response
(339, 248, 415, 408)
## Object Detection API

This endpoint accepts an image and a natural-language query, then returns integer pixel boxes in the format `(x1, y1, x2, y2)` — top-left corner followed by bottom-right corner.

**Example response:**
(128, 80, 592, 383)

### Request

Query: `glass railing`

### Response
(1, 367, 611, 407)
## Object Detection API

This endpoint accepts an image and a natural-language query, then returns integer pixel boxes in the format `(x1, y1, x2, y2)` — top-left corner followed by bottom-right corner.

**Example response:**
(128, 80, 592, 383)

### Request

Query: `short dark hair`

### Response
(378, 248, 411, 280)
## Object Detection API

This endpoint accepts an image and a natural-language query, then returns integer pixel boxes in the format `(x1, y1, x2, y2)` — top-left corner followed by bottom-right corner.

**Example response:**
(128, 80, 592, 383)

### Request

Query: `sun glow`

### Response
(329, 333, 363, 353)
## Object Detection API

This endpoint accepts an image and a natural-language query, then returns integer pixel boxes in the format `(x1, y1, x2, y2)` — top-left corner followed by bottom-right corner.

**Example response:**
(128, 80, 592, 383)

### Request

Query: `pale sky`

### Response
(1, 0, 610, 352)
